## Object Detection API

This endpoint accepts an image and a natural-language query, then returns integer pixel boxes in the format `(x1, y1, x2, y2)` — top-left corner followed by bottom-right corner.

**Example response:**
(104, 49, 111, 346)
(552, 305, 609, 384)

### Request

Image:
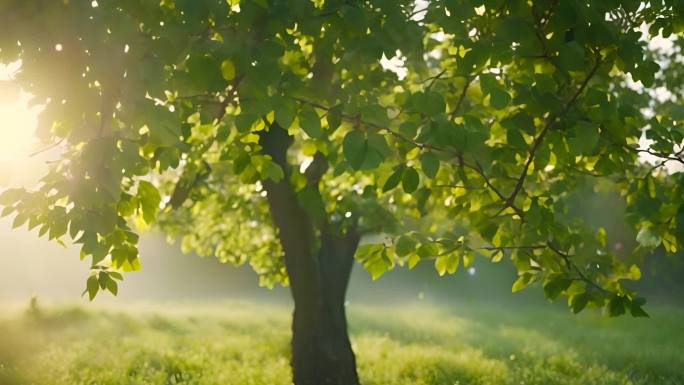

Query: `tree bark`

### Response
(260, 124, 361, 385)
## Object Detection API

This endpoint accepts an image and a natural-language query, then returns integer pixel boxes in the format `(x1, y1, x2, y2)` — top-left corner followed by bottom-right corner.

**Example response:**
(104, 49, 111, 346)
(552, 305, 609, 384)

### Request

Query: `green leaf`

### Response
(446, 253, 460, 274)
(121, 257, 142, 272)
(415, 187, 431, 215)
(138, 181, 161, 224)
(543, 277, 572, 300)
(570, 121, 600, 155)
(628, 264, 642, 280)
(0, 188, 22, 205)
(608, 295, 626, 317)
(326, 106, 342, 131)
(435, 255, 448, 276)
(355, 243, 383, 260)
(299, 107, 323, 139)
(98, 271, 110, 289)
(117, 194, 136, 217)
(407, 254, 420, 269)
(342, 131, 385, 170)
(360, 104, 389, 127)
(383, 167, 404, 192)
(434, 253, 459, 276)
(506, 128, 527, 150)
(399, 121, 418, 138)
(570, 293, 590, 313)
(557, 42, 586, 71)
(235, 113, 258, 133)
(85, 275, 99, 301)
(490, 249, 504, 263)
(490, 88, 511, 109)
(1, 205, 15, 218)
(220, 59, 236, 81)
(354, 243, 392, 280)
(419, 152, 440, 179)
(630, 297, 649, 318)
(402, 167, 420, 193)
(367, 133, 389, 156)
(106, 278, 119, 295)
(395, 235, 416, 257)
(233, 151, 252, 174)
(479, 73, 498, 95)
(273, 98, 296, 129)
(630, 304, 649, 318)
(12, 212, 28, 229)
(425, 92, 446, 116)
(636, 226, 662, 249)
(343, 130, 367, 170)
(262, 160, 285, 183)
(412, 91, 445, 116)
(462, 250, 474, 268)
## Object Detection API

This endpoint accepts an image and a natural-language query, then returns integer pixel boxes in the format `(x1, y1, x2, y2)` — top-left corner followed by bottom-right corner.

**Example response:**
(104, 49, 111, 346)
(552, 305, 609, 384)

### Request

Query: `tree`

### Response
(1, 1, 683, 384)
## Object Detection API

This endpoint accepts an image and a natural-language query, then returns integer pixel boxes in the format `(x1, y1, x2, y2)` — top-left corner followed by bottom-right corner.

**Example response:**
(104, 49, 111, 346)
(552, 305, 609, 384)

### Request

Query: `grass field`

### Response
(0, 300, 682, 385)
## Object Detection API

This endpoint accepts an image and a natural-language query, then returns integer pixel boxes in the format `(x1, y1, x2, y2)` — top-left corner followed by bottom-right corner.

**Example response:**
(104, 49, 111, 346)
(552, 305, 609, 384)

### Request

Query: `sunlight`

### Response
(0, 62, 42, 184)
(0, 62, 40, 163)
(0, 94, 39, 162)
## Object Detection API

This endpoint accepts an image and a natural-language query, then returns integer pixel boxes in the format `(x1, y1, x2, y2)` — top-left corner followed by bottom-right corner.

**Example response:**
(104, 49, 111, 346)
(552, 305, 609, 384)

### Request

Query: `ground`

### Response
(0, 300, 682, 385)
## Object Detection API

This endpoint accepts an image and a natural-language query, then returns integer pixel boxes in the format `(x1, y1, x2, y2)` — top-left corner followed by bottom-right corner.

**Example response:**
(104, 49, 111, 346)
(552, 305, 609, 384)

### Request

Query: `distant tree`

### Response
(1, 1, 683, 384)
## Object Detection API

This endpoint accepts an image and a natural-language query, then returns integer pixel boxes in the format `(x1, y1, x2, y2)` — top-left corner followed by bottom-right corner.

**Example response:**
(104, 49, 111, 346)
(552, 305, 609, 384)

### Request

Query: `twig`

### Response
(449, 75, 476, 119)
(505, 54, 602, 208)
(432, 184, 484, 190)
(29, 139, 65, 157)
(546, 242, 612, 295)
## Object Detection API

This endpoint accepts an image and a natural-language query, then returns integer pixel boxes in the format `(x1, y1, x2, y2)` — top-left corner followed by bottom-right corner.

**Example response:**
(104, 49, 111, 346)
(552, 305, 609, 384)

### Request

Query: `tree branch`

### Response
(449, 75, 476, 119)
(546, 242, 612, 295)
(29, 138, 65, 157)
(505, 54, 602, 208)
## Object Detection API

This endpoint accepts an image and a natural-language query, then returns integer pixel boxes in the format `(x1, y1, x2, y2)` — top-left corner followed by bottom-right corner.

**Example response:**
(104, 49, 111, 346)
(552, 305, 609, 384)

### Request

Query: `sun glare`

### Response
(0, 62, 40, 163)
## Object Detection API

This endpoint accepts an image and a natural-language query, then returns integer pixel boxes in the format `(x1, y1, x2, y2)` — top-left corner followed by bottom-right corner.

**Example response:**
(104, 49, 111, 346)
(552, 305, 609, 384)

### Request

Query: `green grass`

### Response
(0, 300, 682, 385)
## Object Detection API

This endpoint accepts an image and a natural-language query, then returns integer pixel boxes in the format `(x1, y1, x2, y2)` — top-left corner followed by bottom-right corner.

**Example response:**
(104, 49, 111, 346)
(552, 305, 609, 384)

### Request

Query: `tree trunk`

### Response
(290, 235, 360, 385)
(259, 123, 361, 385)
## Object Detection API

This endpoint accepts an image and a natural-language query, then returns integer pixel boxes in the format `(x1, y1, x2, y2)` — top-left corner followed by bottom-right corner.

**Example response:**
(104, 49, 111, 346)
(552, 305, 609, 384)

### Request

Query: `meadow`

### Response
(0, 300, 682, 385)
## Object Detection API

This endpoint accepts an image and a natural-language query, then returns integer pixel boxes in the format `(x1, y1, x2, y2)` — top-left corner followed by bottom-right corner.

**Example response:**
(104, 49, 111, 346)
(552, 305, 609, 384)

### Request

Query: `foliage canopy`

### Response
(2, 0, 684, 317)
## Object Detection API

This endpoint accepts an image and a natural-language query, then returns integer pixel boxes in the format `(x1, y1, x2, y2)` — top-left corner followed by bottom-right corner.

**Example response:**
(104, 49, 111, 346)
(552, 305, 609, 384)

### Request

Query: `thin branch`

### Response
(471, 161, 524, 217)
(505, 54, 602, 208)
(530, 4, 553, 60)
(174, 93, 220, 101)
(424, 69, 448, 91)
(29, 138, 65, 157)
(408, 6, 430, 19)
(477, 245, 547, 251)
(449, 75, 476, 119)
(631, 147, 684, 165)
(432, 184, 485, 190)
(546, 242, 612, 295)
(291, 96, 452, 155)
